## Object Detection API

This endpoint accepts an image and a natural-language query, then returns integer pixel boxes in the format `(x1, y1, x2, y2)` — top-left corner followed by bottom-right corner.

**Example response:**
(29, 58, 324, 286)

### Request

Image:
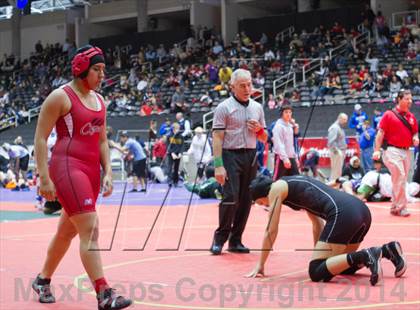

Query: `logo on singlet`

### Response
(80, 118, 103, 136)
(84, 198, 93, 206)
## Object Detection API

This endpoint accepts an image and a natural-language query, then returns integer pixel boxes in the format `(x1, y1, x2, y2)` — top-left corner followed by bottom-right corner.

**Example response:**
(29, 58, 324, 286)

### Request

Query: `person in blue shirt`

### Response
(372, 108, 383, 130)
(349, 104, 368, 135)
(159, 118, 172, 137)
(359, 120, 376, 171)
(118, 132, 147, 192)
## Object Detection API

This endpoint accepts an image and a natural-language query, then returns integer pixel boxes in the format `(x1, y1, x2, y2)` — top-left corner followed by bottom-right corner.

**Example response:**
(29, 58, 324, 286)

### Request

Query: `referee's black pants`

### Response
(214, 149, 257, 246)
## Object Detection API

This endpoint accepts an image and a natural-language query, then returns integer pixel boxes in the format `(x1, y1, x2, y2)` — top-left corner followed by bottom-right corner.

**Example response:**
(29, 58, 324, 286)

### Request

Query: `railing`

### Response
(352, 30, 370, 49)
(253, 87, 265, 105)
(298, 58, 325, 84)
(278, 26, 295, 43)
(273, 70, 296, 98)
(328, 39, 348, 59)
(139, 61, 153, 73)
(203, 110, 214, 132)
(392, 10, 419, 29)
(102, 74, 121, 89)
(0, 6, 12, 19)
(127, 57, 153, 73)
(28, 106, 42, 123)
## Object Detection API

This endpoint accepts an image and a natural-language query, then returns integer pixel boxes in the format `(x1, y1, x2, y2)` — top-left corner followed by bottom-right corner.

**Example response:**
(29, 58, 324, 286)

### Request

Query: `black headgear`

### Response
(205, 166, 215, 179)
(249, 175, 273, 201)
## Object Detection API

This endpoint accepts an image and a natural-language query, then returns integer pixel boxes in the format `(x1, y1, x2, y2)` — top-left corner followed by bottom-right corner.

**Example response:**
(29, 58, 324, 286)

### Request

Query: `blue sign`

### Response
(17, 0, 28, 9)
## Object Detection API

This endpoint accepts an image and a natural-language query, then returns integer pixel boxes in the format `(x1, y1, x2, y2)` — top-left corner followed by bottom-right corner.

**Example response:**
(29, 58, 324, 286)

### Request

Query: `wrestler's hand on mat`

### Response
(245, 264, 265, 278)
(40, 178, 56, 201)
(215, 166, 227, 185)
(102, 174, 113, 197)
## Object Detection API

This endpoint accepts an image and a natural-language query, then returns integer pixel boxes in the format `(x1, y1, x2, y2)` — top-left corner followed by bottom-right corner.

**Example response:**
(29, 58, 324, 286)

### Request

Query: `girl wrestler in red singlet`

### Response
(33, 45, 132, 310)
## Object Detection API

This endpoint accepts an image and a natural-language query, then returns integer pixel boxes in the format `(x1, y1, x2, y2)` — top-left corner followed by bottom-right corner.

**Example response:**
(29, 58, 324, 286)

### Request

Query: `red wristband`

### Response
(256, 127, 264, 135)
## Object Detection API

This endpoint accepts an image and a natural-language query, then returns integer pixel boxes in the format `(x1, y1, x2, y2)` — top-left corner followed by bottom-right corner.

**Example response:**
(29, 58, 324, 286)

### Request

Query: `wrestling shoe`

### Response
(32, 274, 55, 303)
(364, 247, 383, 286)
(97, 288, 132, 310)
(383, 241, 407, 277)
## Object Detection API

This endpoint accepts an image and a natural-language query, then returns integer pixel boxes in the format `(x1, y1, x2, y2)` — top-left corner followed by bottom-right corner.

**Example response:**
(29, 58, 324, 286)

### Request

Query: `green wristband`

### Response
(214, 157, 224, 167)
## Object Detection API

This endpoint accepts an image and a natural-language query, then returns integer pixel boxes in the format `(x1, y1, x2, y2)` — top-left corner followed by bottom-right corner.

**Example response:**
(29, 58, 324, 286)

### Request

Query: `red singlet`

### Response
(49, 85, 105, 216)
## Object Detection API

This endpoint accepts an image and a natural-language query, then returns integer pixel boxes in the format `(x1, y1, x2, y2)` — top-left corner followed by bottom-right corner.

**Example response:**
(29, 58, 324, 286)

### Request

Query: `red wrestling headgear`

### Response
(71, 45, 104, 78)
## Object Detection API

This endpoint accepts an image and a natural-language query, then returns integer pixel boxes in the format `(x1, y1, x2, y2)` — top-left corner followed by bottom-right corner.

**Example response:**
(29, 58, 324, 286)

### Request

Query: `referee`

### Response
(210, 68, 267, 255)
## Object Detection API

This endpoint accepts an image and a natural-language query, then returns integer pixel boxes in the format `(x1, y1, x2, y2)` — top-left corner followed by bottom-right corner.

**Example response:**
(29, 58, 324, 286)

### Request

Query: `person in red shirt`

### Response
(32, 45, 132, 309)
(152, 136, 167, 164)
(373, 89, 419, 217)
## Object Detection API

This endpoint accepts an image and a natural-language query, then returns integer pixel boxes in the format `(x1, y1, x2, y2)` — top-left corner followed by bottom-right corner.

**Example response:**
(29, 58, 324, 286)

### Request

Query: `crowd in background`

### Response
(1, 4, 419, 131)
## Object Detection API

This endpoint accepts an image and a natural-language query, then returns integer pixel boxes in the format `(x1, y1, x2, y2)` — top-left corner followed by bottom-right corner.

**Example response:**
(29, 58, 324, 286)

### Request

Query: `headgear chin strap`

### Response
(71, 46, 104, 89)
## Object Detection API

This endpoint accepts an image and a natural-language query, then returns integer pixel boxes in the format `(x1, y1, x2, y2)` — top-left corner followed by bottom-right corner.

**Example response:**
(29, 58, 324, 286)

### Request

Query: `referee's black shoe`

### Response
(383, 241, 407, 277)
(227, 242, 250, 254)
(210, 242, 223, 255)
(364, 247, 383, 286)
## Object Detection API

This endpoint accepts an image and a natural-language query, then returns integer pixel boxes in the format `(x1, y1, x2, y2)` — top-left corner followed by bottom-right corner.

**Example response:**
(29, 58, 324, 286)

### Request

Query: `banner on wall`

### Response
(298, 136, 360, 168)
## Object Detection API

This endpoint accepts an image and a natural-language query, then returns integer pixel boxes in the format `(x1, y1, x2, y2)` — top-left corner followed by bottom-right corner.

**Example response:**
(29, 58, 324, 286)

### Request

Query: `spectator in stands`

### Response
(349, 104, 368, 135)
(35, 40, 43, 54)
(375, 11, 386, 36)
(365, 48, 379, 79)
(412, 72, 420, 95)
(389, 75, 402, 98)
(290, 89, 301, 103)
(289, 33, 303, 50)
(396, 64, 409, 82)
(263, 48, 275, 63)
(362, 75, 376, 97)
(359, 120, 376, 171)
(267, 93, 277, 110)
(212, 41, 224, 56)
(205, 59, 219, 84)
(362, 4, 376, 33)
(218, 63, 232, 86)
(372, 108, 384, 130)
(156, 44, 168, 64)
(175, 112, 192, 138)
(171, 86, 186, 112)
(253, 72, 265, 89)
(159, 118, 172, 137)
(136, 74, 148, 92)
(328, 113, 348, 182)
